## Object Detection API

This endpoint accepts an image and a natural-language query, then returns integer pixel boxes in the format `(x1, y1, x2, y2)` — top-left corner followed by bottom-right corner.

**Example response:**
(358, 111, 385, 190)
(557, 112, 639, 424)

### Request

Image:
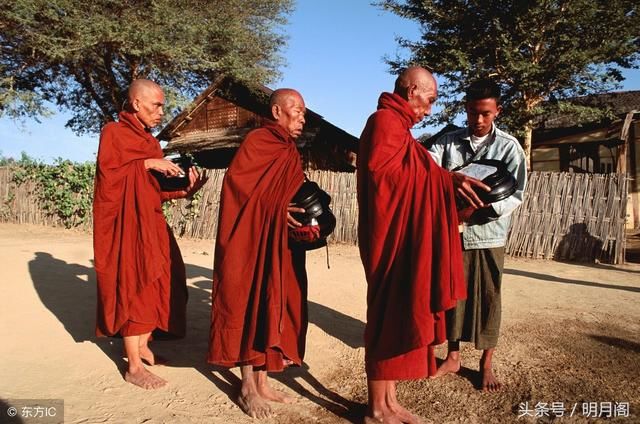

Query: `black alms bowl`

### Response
(290, 181, 327, 224)
(289, 180, 337, 250)
(152, 155, 193, 191)
(467, 159, 517, 204)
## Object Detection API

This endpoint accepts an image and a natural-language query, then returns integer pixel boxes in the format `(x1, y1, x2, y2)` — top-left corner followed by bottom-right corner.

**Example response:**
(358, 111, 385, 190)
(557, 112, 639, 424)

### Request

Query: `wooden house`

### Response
(157, 77, 358, 171)
(531, 90, 640, 228)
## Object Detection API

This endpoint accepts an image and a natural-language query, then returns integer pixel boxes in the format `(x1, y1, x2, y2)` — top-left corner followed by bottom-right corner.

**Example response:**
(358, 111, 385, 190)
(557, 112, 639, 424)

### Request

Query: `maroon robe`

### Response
(357, 93, 466, 380)
(93, 111, 187, 338)
(208, 120, 308, 372)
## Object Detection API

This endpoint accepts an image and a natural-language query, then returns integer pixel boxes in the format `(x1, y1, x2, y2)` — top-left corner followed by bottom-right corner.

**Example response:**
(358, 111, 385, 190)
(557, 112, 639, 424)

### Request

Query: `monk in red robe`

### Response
(94, 79, 206, 390)
(357, 67, 489, 423)
(208, 89, 308, 419)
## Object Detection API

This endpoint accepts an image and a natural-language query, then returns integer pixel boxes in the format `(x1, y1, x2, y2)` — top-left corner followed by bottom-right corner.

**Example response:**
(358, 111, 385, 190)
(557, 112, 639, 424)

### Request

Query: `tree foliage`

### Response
(379, 0, 640, 164)
(0, 0, 292, 133)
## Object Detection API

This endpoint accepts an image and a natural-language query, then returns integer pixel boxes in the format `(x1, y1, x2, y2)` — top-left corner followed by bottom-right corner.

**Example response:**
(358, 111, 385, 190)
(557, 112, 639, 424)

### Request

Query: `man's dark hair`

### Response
(466, 79, 501, 103)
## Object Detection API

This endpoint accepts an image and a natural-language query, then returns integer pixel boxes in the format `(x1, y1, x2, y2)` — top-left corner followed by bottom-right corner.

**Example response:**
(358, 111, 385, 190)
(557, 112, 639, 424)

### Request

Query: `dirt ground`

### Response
(1, 223, 639, 424)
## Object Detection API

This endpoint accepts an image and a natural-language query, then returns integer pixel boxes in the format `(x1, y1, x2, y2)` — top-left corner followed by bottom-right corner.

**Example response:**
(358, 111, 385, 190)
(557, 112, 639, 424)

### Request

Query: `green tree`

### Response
(380, 0, 640, 167)
(0, 0, 291, 134)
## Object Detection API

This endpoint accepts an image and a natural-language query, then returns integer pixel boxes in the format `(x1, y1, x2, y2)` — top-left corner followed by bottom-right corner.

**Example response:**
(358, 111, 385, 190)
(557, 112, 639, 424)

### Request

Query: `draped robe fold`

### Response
(93, 111, 187, 338)
(357, 93, 466, 380)
(208, 121, 307, 372)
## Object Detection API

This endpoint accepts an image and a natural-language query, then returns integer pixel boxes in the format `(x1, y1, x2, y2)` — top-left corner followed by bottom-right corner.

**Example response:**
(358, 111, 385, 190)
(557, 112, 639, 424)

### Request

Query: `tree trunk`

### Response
(522, 121, 533, 171)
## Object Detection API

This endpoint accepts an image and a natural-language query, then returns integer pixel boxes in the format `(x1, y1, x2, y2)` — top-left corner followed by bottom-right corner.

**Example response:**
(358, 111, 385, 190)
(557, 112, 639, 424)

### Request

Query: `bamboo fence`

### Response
(0, 167, 62, 227)
(0, 167, 629, 263)
(163, 169, 360, 243)
(505, 172, 628, 264)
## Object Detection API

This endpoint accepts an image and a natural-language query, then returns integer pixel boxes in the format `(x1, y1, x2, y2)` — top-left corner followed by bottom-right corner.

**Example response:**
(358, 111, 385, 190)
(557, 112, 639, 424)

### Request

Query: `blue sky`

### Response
(1, 0, 638, 163)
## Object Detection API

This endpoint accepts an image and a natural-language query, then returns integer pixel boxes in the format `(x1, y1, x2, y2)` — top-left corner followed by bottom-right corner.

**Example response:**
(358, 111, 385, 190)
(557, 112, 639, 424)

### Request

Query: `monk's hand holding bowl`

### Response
(183, 167, 208, 198)
(451, 172, 490, 209)
(287, 204, 305, 228)
(170, 167, 207, 199)
(144, 158, 184, 177)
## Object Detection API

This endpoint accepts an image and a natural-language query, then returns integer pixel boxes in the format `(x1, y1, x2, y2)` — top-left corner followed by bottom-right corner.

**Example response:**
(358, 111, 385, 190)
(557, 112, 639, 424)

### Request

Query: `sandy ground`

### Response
(1, 223, 639, 424)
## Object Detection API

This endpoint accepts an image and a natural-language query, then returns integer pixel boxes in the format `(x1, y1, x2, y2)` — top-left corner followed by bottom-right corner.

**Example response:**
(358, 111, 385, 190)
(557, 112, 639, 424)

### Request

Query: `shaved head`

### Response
(128, 79, 163, 104)
(394, 66, 436, 98)
(126, 79, 165, 128)
(269, 88, 306, 139)
(269, 88, 303, 110)
(393, 66, 438, 123)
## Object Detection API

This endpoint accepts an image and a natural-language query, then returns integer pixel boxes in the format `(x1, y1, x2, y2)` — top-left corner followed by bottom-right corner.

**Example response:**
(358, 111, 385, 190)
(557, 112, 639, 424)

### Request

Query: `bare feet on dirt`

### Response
(431, 355, 461, 379)
(481, 367, 501, 392)
(124, 367, 167, 389)
(237, 390, 273, 419)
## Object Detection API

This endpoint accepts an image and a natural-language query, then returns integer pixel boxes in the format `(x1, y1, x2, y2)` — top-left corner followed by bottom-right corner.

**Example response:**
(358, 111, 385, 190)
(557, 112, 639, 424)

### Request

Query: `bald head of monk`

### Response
(269, 88, 306, 139)
(127, 79, 165, 129)
(394, 66, 438, 123)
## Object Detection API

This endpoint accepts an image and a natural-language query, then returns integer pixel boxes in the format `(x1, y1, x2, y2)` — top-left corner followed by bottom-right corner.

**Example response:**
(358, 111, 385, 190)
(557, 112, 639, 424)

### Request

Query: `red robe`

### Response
(93, 111, 187, 338)
(208, 120, 307, 372)
(357, 93, 466, 380)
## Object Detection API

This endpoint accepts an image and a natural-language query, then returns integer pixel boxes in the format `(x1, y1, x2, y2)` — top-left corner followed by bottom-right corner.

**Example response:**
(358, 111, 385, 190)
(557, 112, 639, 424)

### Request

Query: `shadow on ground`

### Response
(504, 268, 640, 293)
(28, 254, 362, 422)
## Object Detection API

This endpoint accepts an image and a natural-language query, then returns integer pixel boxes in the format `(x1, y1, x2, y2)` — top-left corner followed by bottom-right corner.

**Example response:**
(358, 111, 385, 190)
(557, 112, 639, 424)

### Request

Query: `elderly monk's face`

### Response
(409, 81, 437, 123)
(273, 94, 306, 139)
(133, 87, 165, 129)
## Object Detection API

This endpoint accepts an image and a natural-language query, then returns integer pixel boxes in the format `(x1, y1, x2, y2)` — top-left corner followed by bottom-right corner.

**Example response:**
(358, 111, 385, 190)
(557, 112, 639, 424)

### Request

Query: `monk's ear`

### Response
(271, 104, 281, 121)
(407, 84, 418, 100)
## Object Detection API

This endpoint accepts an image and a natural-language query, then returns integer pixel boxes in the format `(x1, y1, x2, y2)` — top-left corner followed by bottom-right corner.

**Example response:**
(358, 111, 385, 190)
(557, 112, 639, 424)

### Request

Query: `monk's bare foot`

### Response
(124, 367, 167, 389)
(368, 402, 423, 424)
(138, 345, 168, 366)
(392, 403, 423, 424)
(256, 380, 296, 403)
(366, 408, 421, 423)
(237, 391, 272, 419)
(430, 355, 460, 379)
(481, 367, 501, 392)
(364, 416, 397, 424)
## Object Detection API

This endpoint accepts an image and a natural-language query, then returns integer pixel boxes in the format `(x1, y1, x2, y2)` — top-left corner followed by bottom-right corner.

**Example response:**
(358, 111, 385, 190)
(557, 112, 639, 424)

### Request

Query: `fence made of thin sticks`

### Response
(163, 169, 360, 243)
(506, 172, 628, 264)
(163, 169, 226, 239)
(0, 167, 61, 227)
(0, 167, 628, 263)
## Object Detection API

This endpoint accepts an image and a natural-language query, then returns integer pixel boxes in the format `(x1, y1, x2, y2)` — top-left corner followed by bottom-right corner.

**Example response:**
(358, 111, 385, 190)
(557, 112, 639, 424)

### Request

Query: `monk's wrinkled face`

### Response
(466, 98, 501, 137)
(272, 93, 306, 139)
(407, 79, 437, 123)
(133, 87, 165, 129)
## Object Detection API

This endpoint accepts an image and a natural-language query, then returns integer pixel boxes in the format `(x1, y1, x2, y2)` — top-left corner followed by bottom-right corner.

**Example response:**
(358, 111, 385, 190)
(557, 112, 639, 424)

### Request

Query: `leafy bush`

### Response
(5, 153, 203, 232)
(11, 155, 95, 228)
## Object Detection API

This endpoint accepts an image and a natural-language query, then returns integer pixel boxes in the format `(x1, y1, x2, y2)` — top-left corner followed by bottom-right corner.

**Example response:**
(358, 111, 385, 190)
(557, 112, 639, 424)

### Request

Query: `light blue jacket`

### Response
(428, 124, 527, 249)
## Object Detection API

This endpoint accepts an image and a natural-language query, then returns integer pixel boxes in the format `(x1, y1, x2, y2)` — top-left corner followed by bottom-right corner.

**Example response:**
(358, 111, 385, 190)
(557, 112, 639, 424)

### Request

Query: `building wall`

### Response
(532, 147, 560, 171)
